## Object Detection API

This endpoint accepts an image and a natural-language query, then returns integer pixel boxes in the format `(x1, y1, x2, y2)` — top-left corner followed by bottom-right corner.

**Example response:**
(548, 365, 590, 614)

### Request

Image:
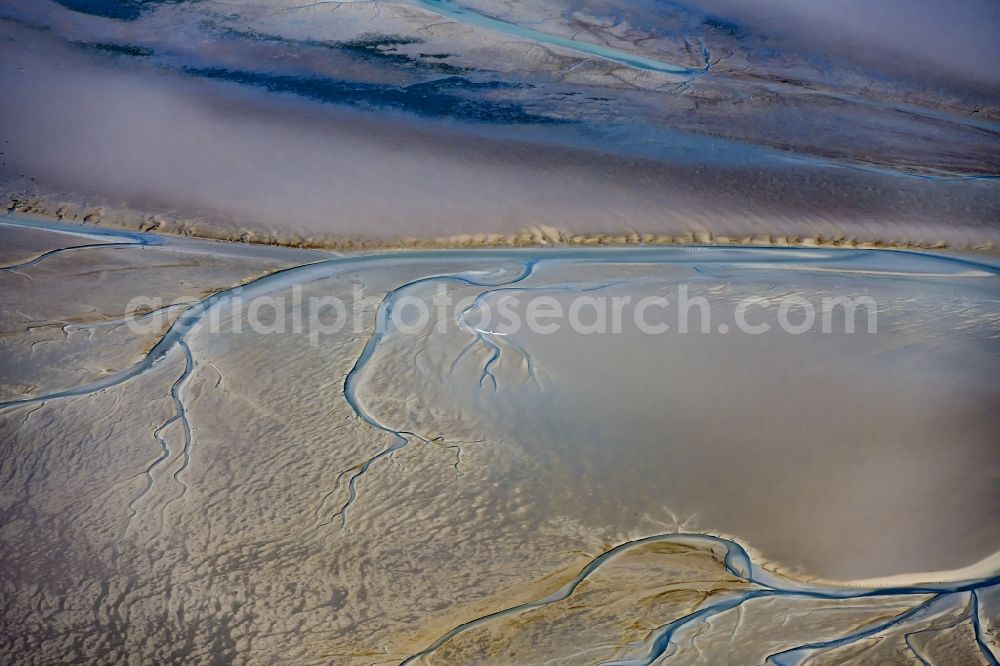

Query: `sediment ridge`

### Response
(6, 195, 996, 253)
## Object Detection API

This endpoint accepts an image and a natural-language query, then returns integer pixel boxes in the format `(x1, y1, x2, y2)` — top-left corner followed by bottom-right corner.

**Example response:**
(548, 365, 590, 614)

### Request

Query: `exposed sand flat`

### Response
(0, 219, 127, 268)
(1, 217, 997, 664)
(3, 0, 999, 662)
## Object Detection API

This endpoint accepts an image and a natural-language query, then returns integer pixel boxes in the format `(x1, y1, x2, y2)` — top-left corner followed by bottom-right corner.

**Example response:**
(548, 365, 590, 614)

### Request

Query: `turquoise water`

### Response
(415, 0, 700, 75)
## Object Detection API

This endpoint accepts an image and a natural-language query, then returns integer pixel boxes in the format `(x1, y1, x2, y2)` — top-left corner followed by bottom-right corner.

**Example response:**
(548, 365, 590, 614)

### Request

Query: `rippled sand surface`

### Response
(2, 216, 998, 664)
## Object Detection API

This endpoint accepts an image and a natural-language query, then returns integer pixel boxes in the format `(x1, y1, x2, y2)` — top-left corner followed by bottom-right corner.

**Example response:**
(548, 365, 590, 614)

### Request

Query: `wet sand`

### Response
(1, 216, 998, 663)
(3, 0, 1000, 661)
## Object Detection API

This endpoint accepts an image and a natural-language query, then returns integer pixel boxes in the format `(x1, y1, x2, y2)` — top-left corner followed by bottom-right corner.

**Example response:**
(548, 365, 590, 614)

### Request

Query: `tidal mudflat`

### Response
(2, 0, 999, 247)
(1, 214, 998, 664)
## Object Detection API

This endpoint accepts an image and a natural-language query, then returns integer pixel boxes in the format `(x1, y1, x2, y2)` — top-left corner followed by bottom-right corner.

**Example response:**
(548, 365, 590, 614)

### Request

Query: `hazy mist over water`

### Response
(689, 0, 1000, 85)
(1, 0, 998, 246)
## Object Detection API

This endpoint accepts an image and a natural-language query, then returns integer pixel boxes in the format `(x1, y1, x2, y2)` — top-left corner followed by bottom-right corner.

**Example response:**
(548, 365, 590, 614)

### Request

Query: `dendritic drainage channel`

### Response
(1, 216, 998, 664)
